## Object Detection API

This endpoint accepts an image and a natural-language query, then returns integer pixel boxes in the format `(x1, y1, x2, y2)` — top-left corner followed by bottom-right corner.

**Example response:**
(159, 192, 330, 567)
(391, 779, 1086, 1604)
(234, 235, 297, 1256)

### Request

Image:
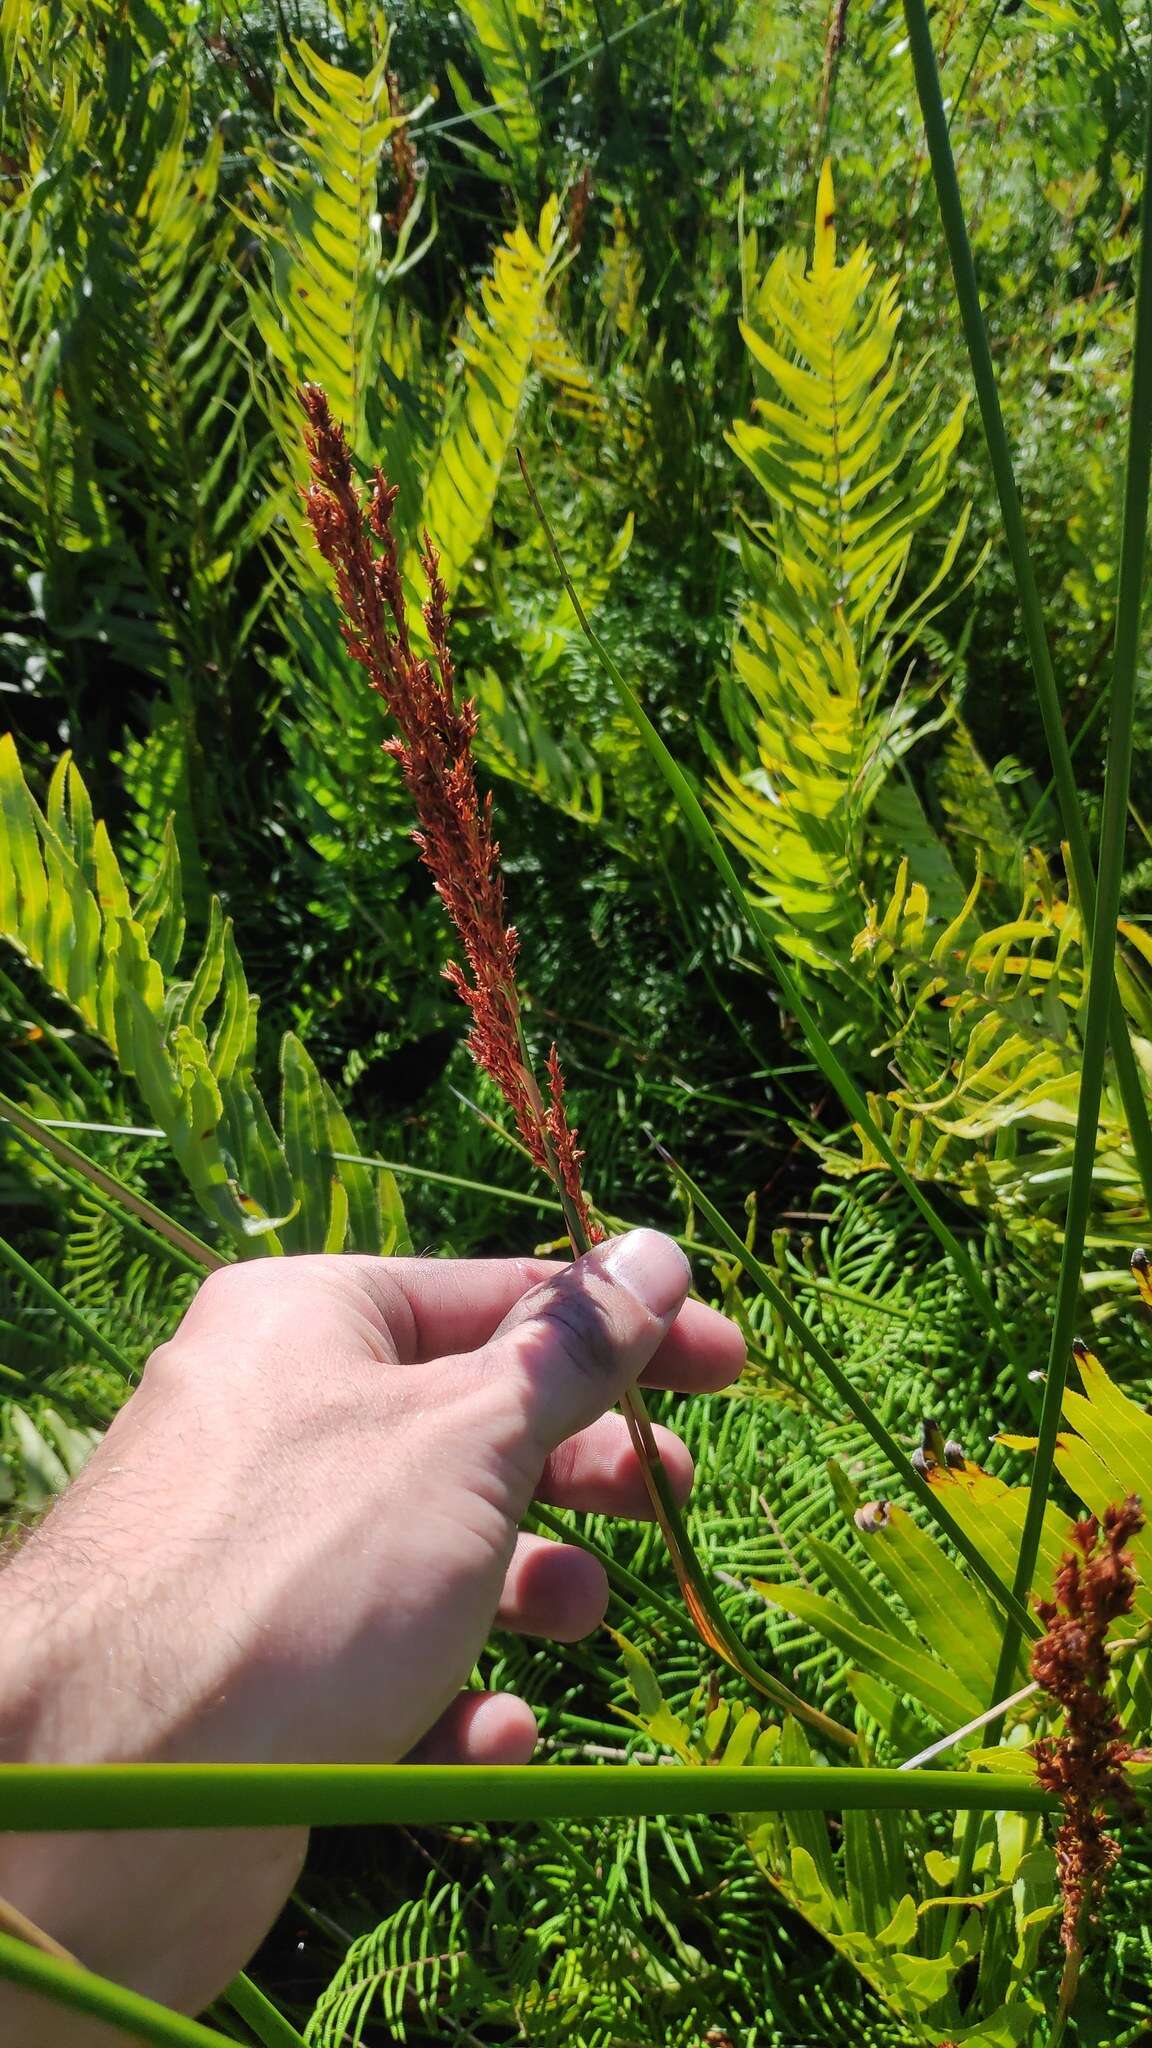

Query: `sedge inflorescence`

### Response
(299, 383, 598, 1244)
(1030, 1494, 1144, 1948)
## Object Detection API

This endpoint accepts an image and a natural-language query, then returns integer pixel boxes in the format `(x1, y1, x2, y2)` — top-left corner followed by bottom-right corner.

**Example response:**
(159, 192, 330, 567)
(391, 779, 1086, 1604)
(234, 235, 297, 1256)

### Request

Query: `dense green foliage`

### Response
(4, 0, 1152, 2042)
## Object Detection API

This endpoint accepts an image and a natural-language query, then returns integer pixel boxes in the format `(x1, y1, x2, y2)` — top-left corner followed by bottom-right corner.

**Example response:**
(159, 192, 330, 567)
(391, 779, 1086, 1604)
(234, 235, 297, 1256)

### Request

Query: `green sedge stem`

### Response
(903, 0, 1152, 1955)
(527, 1501, 685, 1631)
(0, 1763, 1062, 1828)
(900, 0, 1152, 1222)
(982, 28, 1152, 1740)
(516, 450, 1000, 1331)
(0, 1930, 242, 2048)
(223, 1972, 309, 2047)
(1007, 45, 1152, 1634)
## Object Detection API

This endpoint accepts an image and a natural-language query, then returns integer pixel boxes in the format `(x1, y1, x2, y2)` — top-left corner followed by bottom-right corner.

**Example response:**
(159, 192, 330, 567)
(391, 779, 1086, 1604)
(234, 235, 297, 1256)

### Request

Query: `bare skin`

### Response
(0, 1230, 744, 2042)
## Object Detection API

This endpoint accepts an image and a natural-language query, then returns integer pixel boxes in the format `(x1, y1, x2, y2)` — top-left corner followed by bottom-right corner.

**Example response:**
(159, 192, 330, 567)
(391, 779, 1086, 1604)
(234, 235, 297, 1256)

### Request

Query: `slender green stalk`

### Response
(0, 1930, 243, 2048)
(0, 1763, 1061, 1828)
(223, 1972, 309, 2048)
(331, 1148, 566, 1212)
(0, 967, 94, 1093)
(948, 0, 1005, 131)
(900, 0, 1152, 1222)
(517, 452, 1000, 1330)
(662, 1151, 1038, 1643)
(904, 3, 1152, 1955)
(0, 1230, 133, 1382)
(409, 0, 677, 140)
(985, 24, 1152, 1706)
(515, 1015, 855, 1749)
(0, 1097, 219, 1278)
(528, 1500, 686, 1631)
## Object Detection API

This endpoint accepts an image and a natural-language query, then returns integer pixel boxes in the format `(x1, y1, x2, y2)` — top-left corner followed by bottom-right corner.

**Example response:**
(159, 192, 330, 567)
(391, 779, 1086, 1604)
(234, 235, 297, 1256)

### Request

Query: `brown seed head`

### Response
(1030, 1495, 1144, 1949)
(299, 385, 594, 1211)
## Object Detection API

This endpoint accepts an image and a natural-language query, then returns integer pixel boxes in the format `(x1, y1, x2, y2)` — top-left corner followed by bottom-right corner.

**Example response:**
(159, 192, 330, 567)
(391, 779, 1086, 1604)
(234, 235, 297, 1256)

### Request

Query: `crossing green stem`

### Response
(223, 1971, 309, 2047)
(0, 1092, 219, 1278)
(0, 1762, 1063, 1829)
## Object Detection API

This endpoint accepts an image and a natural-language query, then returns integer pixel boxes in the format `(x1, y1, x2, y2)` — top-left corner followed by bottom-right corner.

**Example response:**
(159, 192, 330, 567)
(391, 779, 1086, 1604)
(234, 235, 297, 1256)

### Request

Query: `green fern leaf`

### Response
(0, 737, 407, 1256)
(713, 161, 971, 968)
(415, 195, 567, 602)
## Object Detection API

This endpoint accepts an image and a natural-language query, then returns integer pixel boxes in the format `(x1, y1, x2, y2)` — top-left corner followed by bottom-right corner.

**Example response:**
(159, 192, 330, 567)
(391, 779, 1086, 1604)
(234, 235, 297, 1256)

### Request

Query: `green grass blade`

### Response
(0, 1762, 1060, 1826)
(528, 1501, 688, 1632)
(330, 1148, 566, 1212)
(0, 1091, 221, 1277)
(661, 1151, 1038, 1643)
(987, 57, 1152, 1688)
(517, 452, 999, 1329)
(901, 0, 1152, 1219)
(903, 10, 1152, 1943)
(0, 1230, 134, 1383)
(0, 1930, 244, 2048)
(223, 1972, 308, 2048)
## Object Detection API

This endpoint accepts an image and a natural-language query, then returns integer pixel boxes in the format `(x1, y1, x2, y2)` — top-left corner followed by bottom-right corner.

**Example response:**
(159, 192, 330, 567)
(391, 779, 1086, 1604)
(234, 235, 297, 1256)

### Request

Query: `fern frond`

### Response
(306, 1878, 476, 2046)
(448, 0, 544, 175)
(843, 853, 1145, 1253)
(0, 737, 408, 1256)
(249, 36, 434, 486)
(713, 162, 972, 968)
(416, 195, 568, 601)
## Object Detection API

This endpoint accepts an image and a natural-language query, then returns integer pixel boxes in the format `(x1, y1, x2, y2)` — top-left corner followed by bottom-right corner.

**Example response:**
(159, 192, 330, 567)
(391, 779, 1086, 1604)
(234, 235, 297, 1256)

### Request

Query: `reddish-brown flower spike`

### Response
(1030, 1495, 1144, 1950)
(545, 1044, 602, 1246)
(299, 384, 595, 1221)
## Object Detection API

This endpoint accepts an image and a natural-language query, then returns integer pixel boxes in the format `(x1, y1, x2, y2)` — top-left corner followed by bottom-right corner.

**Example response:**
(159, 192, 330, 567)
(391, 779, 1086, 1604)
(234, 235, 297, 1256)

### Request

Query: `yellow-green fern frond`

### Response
(617, 1638, 984, 2031)
(415, 196, 567, 600)
(713, 162, 973, 969)
(249, 38, 434, 483)
(845, 855, 1144, 1251)
(448, 0, 543, 176)
(601, 207, 643, 342)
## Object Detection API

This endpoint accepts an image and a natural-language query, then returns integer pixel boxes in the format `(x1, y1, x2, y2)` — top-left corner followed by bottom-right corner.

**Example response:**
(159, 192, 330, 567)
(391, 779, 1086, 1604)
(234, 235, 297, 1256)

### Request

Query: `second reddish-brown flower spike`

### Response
(299, 383, 597, 1244)
(1031, 1495, 1145, 1950)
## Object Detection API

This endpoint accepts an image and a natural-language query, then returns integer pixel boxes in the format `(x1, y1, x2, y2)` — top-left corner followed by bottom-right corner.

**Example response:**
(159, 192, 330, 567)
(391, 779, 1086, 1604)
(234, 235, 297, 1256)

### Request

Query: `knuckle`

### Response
(535, 1287, 619, 1383)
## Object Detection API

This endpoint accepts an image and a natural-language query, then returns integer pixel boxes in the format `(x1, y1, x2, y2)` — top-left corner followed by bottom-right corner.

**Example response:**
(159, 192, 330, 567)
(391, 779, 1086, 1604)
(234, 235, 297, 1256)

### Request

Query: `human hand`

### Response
(0, 1233, 743, 2036)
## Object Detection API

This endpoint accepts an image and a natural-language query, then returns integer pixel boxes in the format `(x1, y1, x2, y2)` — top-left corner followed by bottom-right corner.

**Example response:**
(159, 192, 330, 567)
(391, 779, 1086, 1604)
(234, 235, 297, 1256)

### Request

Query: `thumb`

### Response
(480, 1229, 691, 1453)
